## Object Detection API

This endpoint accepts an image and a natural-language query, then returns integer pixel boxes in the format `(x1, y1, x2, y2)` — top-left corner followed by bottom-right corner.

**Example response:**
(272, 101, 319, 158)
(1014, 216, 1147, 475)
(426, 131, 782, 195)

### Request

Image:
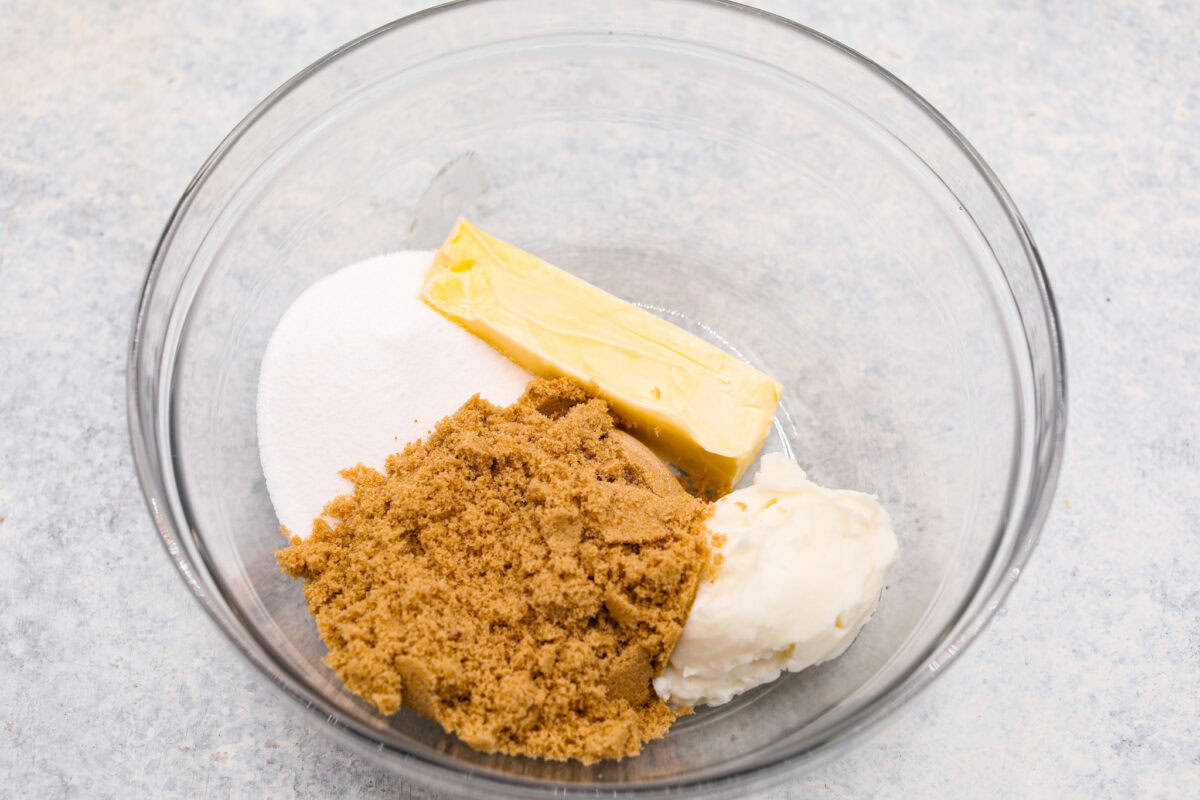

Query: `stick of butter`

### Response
(421, 219, 783, 489)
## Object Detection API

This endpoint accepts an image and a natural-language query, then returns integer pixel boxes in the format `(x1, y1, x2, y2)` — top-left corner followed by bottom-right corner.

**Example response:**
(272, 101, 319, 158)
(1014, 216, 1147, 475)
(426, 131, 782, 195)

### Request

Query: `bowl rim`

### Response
(128, 0, 1068, 795)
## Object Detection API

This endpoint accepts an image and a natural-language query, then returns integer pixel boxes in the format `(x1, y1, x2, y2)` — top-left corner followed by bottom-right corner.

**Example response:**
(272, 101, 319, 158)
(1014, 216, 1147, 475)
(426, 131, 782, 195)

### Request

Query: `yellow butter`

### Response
(421, 219, 783, 489)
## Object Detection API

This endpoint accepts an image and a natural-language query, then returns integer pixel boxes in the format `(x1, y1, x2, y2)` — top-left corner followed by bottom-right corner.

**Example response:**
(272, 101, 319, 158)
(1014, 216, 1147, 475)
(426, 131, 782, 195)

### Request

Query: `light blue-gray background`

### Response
(1, 1, 1196, 797)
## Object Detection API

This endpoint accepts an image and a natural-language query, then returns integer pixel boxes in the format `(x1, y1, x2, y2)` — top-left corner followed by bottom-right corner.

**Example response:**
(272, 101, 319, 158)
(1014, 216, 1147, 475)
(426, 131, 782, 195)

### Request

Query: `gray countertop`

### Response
(2, 1, 1197, 797)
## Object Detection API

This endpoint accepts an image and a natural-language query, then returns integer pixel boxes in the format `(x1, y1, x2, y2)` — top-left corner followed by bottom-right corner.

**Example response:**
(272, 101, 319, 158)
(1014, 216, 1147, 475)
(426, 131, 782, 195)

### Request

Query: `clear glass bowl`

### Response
(128, 1, 1066, 796)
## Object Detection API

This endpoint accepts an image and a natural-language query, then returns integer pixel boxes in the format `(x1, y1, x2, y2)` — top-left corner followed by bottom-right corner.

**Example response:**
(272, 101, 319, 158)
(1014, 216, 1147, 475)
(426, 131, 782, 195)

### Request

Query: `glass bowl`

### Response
(128, 0, 1066, 796)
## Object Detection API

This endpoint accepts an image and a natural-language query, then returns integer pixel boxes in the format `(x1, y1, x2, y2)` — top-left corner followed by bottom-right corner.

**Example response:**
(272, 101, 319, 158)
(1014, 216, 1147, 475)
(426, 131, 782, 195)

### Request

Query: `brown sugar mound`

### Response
(276, 377, 710, 763)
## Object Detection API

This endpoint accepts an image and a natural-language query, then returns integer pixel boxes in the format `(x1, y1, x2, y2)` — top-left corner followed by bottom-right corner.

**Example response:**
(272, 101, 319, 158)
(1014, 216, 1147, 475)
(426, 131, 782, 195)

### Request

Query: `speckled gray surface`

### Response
(1, 0, 1197, 797)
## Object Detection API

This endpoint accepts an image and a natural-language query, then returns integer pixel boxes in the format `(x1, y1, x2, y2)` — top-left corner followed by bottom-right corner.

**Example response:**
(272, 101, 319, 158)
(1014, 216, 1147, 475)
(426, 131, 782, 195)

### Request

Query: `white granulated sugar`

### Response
(256, 250, 531, 538)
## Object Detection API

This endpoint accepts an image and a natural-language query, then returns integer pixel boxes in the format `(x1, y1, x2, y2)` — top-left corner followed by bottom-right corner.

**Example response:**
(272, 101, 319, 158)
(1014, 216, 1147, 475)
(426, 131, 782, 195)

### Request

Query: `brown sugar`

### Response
(276, 378, 710, 762)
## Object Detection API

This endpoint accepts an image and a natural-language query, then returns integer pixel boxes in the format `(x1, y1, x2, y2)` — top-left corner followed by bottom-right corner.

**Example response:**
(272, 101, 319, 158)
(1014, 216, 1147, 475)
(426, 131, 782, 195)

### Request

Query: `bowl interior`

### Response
(151, 1, 1042, 791)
